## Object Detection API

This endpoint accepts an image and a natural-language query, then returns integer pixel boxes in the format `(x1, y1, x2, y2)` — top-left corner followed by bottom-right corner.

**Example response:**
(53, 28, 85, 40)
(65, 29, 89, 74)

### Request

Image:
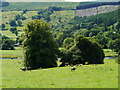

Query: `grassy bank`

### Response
(2, 59, 118, 88)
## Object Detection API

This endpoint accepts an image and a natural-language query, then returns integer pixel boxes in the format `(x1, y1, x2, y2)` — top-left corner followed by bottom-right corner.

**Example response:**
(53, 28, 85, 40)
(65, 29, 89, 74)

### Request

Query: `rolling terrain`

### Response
(1, 2, 119, 40)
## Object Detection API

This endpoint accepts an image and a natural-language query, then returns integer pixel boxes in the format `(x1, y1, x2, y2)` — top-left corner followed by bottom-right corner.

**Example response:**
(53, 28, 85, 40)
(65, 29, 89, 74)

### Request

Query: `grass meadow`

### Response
(0, 48, 118, 88)
(0, 47, 23, 58)
(1, 59, 118, 88)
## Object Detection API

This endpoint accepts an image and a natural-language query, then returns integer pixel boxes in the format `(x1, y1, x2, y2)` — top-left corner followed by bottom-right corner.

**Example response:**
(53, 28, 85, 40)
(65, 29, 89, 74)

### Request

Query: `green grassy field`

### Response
(0, 47, 24, 58)
(1, 59, 118, 88)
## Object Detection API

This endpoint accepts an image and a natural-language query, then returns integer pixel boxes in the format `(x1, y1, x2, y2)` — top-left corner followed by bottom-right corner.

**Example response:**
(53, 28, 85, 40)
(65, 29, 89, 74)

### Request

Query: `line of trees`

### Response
(76, 2, 118, 10)
(23, 19, 105, 69)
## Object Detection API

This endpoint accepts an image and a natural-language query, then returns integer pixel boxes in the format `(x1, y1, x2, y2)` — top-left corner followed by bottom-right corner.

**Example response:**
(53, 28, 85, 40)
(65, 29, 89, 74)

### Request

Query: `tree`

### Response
(2, 2, 9, 7)
(9, 20, 17, 27)
(60, 35, 105, 66)
(17, 20, 22, 26)
(1, 24, 5, 30)
(63, 37, 74, 49)
(22, 9, 27, 14)
(108, 39, 120, 53)
(21, 16, 26, 20)
(55, 33, 66, 47)
(15, 30, 18, 36)
(10, 27, 17, 33)
(23, 19, 59, 69)
(2, 36, 15, 50)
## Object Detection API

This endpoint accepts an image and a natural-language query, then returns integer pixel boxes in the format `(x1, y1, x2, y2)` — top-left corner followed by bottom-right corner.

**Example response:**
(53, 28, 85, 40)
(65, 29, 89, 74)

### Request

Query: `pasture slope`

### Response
(2, 59, 118, 88)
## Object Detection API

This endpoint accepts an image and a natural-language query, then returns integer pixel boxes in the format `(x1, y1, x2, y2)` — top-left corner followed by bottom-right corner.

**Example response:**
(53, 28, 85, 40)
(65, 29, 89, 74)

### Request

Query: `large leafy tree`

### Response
(23, 19, 59, 69)
(60, 35, 105, 66)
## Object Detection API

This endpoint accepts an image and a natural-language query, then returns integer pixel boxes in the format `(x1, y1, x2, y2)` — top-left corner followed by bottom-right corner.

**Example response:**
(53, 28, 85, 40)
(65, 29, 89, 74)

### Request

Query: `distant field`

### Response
(2, 11, 22, 24)
(2, 2, 78, 11)
(0, 47, 24, 58)
(0, 30, 17, 40)
(2, 11, 38, 39)
(2, 59, 118, 88)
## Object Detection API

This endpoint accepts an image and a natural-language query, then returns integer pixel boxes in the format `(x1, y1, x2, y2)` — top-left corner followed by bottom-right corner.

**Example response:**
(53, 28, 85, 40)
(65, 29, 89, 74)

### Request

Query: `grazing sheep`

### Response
(26, 67, 32, 71)
(20, 67, 26, 71)
(71, 64, 79, 71)
(20, 67, 32, 71)
(92, 64, 97, 66)
(79, 64, 82, 66)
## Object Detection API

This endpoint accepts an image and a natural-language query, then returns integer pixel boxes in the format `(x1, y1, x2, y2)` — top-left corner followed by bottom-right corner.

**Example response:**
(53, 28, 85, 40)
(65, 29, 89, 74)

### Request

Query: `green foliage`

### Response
(76, 2, 118, 10)
(108, 39, 120, 53)
(10, 27, 17, 34)
(17, 20, 22, 26)
(14, 14, 26, 21)
(22, 9, 27, 14)
(60, 35, 105, 65)
(9, 20, 17, 27)
(23, 19, 59, 69)
(2, 36, 15, 50)
(63, 37, 74, 49)
(55, 33, 66, 47)
(1, 24, 6, 30)
(2, 2, 9, 7)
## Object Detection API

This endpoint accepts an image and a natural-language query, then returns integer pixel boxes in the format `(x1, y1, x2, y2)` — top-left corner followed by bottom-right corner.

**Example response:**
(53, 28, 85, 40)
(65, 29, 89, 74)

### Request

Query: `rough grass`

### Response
(2, 59, 118, 88)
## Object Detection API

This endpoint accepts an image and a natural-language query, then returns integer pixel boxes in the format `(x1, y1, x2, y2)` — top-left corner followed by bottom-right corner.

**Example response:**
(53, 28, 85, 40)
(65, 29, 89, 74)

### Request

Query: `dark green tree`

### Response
(1, 24, 5, 30)
(17, 20, 22, 26)
(2, 36, 15, 50)
(9, 20, 17, 27)
(23, 19, 59, 69)
(60, 35, 105, 66)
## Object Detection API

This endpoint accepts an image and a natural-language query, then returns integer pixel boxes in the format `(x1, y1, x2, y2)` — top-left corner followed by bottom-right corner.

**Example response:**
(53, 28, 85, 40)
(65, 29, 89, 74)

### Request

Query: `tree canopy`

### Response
(23, 19, 59, 69)
(59, 35, 105, 66)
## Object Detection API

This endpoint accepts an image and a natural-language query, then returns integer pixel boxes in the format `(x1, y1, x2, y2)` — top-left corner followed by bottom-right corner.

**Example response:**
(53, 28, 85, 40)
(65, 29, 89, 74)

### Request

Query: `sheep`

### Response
(71, 64, 79, 71)
(79, 64, 82, 66)
(92, 64, 97, 66)
(20, 67, 26, 71)
(20, 67, 32, 71)
(26, 67, 32, 71)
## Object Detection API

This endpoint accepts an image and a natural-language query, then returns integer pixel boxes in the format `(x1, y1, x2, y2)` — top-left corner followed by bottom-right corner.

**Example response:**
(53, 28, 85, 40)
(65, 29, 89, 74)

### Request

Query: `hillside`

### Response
(2, 2, 78, 11)
(76, 5, 118, 17)
(1, 2, 120, 50)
